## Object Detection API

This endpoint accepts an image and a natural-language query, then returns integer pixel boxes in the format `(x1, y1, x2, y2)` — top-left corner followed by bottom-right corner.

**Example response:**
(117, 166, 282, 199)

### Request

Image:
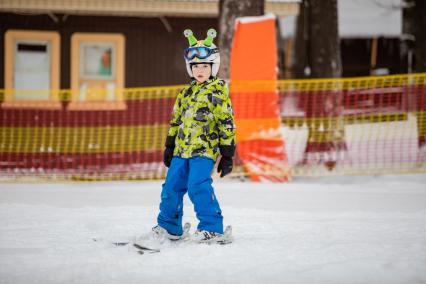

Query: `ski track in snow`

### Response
(0, 175, 426, 284)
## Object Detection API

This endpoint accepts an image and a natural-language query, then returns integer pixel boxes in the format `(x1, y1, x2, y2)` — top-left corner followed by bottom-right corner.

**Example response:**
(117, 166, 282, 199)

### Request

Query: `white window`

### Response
(4, 30, 60, 109)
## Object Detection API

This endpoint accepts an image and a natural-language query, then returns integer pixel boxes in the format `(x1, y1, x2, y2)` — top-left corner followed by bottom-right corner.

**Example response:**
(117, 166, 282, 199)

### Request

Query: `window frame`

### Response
(68, 33, 126, 111)
(3, 30, 61, 109)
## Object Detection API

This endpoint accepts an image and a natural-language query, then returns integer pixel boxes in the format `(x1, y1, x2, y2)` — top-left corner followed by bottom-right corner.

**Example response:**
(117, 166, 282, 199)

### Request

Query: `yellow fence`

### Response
(0, 73, 425, 181)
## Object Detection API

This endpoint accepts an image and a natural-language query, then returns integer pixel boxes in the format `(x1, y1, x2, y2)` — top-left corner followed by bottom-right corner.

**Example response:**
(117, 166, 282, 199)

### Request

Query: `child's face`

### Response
(192, 64, 212, 83)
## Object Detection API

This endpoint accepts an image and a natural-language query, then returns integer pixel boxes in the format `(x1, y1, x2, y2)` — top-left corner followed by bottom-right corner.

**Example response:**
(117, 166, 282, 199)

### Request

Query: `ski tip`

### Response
(221, 225, 233, 244)
(112, 242, 130, 246)
(133, 243, 161, 253)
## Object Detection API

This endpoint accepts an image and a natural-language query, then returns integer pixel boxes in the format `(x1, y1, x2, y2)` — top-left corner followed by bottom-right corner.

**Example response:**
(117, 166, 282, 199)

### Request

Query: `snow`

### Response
(1, 175, 426, 284)
(237, 13, 276, 24)
(279, 0, 402, 38)
(280, 115, 420, 172)
(338, 0, 402, 38)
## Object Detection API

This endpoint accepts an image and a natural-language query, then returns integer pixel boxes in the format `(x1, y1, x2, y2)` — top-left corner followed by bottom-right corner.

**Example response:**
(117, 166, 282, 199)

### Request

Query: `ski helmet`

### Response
(183, 28, 220, 78)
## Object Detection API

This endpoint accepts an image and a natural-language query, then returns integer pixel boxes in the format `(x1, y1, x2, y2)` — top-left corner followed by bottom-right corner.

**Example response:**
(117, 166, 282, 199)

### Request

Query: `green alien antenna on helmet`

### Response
(203, 28, 217, 47)
(184, 28, 217, 47)
(183, 29, 197, 46)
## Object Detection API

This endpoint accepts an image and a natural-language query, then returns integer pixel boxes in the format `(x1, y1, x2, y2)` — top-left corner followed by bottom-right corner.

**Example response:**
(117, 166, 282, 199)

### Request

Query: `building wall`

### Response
(0, 12, 218, 88)
(341, 38, 404, 77)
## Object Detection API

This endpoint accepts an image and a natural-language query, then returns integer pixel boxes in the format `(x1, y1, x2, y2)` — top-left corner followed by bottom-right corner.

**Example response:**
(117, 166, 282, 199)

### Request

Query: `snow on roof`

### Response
(237, 13, 276, 24)
(279, 0, 402, 38)
(339, 0, 402, 38)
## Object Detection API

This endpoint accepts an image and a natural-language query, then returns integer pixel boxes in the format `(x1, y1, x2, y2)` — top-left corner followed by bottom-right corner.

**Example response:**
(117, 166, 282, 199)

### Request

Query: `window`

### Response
(69, 33, 126, 110)
(4, 30, 61, 109)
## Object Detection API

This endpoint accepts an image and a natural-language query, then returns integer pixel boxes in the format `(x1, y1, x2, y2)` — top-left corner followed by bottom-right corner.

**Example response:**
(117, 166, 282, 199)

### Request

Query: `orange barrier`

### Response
(230, 15, 290, 182)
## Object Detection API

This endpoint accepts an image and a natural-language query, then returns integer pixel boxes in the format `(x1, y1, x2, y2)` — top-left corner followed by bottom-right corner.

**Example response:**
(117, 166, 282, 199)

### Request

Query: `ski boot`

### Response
(191, 225, 233, 244)
(134, 222, 191, 251)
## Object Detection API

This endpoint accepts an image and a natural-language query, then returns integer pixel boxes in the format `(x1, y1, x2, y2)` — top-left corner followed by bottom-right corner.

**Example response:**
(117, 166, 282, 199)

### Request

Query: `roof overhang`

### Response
(0, 0, 300, 18)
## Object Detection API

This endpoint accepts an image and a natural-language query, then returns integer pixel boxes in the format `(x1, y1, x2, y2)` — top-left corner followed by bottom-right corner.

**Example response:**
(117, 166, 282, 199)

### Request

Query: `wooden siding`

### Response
(0, 12, 218, 88)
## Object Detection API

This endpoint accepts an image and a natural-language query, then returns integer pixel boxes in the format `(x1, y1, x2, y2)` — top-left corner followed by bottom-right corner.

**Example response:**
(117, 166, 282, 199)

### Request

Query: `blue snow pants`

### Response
(157, 156, 224, 235)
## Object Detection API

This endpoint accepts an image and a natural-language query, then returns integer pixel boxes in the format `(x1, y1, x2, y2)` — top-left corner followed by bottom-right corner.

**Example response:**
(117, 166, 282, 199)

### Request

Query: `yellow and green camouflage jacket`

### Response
(167, 77, 236, 161)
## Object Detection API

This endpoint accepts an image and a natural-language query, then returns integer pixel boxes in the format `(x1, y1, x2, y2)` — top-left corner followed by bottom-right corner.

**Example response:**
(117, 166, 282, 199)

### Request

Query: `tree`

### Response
(294, 0, 342, 78)
(293, 0, 309, 78)
(402, 0, 426, 72)
(296, 0, 345, 170)
(403, 0, 426, 148)
(412, 0, 426, 72)
(218, 0, 264, 79)
(308, 0, 342, 78)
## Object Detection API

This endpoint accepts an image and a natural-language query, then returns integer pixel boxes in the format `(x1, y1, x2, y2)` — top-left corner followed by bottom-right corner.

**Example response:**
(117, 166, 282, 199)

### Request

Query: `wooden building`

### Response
(0, 0, 299, 109)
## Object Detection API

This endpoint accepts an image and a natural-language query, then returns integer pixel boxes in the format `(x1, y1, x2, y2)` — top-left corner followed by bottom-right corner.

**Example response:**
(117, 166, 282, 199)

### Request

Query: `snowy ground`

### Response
(1, 175, 426, 284)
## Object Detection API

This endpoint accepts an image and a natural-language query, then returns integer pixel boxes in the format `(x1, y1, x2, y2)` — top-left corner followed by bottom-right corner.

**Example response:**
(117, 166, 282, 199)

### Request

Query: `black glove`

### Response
(163, 147, 174, 168)
(217, 156, 233, 177)
(163, 135, 176, 168)
(217, 144, 235, 178)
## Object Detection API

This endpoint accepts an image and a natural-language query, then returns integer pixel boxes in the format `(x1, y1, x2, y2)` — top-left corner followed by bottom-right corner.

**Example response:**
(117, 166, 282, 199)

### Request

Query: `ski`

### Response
(93, 223, 233, 254)
(93, 238, 159, 254)
(132, 222, 192, 253)
(92, 238, 131, 247)
(218, 225, 233, 245)
(133, 243, 161, 253)
(111, 242, 130, 247)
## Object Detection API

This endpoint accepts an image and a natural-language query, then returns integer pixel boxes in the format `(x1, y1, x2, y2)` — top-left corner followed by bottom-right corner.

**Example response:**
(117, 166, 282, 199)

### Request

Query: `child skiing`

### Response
(135, 28, 236, 248)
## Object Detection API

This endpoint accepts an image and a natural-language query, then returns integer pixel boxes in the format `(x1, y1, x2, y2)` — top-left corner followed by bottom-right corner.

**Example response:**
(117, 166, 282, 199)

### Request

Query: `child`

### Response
(141, 28, 236, 245)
